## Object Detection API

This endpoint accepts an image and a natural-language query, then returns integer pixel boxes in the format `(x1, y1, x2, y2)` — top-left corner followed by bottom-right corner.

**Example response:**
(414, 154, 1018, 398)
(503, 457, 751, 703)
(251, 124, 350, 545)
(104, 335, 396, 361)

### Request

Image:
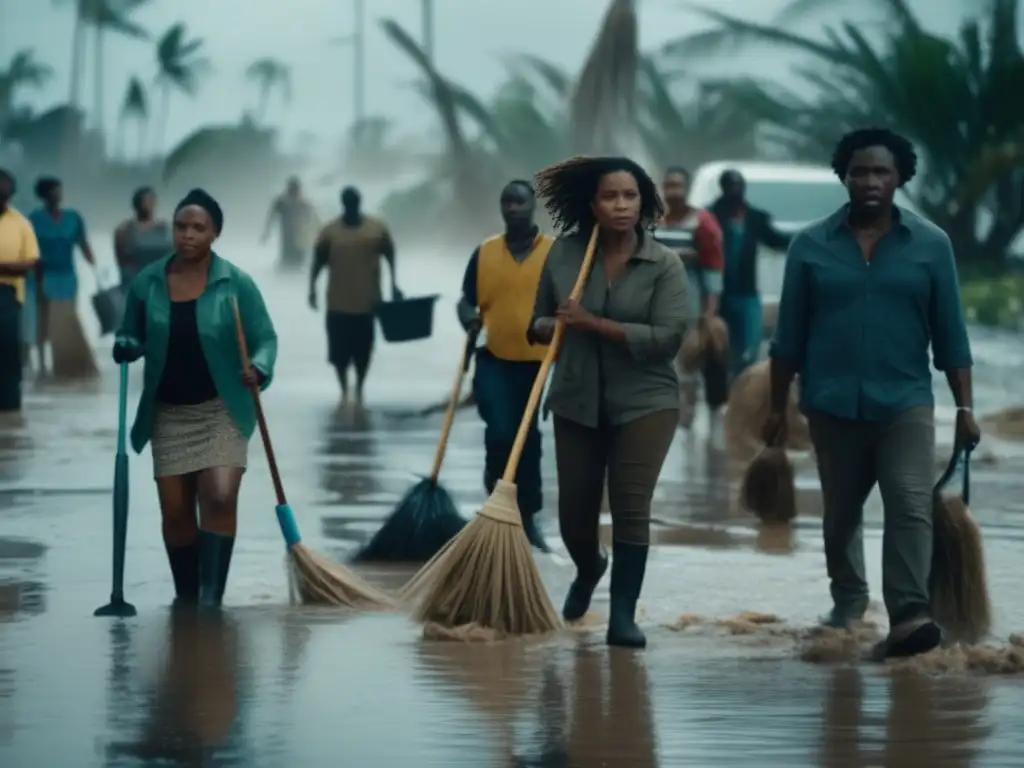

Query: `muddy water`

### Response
(3, 242, 1024, 765)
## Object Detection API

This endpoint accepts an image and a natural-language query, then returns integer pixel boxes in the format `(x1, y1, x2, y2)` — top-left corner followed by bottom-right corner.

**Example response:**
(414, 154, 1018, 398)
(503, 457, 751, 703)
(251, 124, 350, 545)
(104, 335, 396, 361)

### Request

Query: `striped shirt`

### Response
(653, 209, 724, 316)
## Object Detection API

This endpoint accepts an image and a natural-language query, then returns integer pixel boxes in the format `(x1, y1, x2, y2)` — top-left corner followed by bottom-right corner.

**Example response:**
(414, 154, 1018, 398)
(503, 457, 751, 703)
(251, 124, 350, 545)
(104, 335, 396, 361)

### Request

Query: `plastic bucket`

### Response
(376, 294, 439, 343)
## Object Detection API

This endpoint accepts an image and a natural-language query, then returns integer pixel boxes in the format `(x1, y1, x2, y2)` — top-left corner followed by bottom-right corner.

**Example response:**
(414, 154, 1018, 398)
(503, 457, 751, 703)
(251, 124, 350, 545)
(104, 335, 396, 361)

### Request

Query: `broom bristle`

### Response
(930, 495, 992, 644)
(740, 446, 797, 524)
(287, 543, 398, 609)
(399, 479, 561, 636)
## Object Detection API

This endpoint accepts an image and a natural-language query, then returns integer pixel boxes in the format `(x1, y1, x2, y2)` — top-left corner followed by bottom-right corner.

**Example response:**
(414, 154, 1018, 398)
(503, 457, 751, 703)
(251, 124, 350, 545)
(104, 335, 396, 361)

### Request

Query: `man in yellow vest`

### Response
(457, 180, 553, 551)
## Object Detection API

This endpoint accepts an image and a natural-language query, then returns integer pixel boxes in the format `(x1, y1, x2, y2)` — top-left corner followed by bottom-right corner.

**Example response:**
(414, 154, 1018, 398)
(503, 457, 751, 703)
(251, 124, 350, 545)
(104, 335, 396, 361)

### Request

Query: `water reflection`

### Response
(0, 417, 30, 484)
(317, 406, 382, 504)
(818, 668, 865, 768)
(880, 671, 990, 767)
(105, 610, 245, 765)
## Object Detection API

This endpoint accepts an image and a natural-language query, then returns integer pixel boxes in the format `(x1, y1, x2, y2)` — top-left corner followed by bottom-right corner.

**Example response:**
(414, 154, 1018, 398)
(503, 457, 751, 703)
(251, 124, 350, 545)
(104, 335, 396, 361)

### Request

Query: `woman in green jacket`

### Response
(114, 188, 278, 609)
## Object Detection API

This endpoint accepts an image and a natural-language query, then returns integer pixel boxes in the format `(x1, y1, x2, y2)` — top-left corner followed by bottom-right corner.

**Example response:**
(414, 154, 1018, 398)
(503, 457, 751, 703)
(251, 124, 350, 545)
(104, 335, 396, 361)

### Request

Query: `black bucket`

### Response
(376, 294, 439, 343)
(92, 285, 125, 337)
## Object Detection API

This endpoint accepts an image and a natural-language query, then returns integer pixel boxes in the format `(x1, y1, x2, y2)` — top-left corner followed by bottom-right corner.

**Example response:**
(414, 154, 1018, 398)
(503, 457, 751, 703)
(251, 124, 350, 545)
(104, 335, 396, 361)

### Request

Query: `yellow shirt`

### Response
(0, 206, 40, 303)
(317, 216, 390, 314)
(477, 233, 553, 362)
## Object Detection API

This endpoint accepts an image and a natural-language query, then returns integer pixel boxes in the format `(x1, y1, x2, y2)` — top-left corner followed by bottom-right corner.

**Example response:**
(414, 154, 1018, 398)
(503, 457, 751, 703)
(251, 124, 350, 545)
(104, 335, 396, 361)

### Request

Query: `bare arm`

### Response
(527, 261, 558, 345)
(76, 213, 95, 266)
(381, 228, 398, 294)
(261, 200, 279, 241)
(308, 235, 329, 302)
(456, 248, 481, 331)
(113, 223, 130, 269)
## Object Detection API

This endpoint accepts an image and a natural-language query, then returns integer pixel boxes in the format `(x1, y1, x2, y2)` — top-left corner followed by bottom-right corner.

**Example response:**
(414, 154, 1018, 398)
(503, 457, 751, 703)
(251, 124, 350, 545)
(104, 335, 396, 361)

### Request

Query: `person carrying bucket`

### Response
(456, 180, 554, 552)
(309, 186, 401, 408)
(113, 188, 278, 609)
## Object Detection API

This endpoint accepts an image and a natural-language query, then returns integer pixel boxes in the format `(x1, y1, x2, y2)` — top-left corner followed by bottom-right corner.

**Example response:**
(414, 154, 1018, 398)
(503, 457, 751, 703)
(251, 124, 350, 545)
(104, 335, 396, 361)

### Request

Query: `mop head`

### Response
(678, 316, 729, 373)
(740, 446, 797, 523)
(352, 478, 468, 563)
(930, 494, 992, 644)
(398, 479, 561, 637)
(724, 360, 811, 458)
(287, 542, 398, 609)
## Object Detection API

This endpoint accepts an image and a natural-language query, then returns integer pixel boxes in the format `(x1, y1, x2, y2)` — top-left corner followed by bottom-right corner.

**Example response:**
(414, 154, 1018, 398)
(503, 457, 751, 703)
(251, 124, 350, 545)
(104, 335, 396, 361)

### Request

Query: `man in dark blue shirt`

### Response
(765, 128, 981, 659)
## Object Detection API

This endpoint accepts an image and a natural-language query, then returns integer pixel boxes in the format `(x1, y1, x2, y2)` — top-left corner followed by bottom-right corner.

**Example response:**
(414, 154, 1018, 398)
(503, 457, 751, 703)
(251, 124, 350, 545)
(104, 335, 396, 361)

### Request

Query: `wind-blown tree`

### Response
(244, 57, 292, 123)
(116, 76, 148, 160)
(153, 22, 209, 154)
(0, 50, 53, 130)
(659, 0, 1024, 266)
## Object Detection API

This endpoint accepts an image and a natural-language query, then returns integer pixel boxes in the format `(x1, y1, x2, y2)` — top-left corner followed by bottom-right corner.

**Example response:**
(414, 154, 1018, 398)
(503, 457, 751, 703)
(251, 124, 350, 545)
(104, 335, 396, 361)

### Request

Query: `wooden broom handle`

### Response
(428, 330, 477, 481)
(232, 298, 287, 507)
(501, 227, 599, 482)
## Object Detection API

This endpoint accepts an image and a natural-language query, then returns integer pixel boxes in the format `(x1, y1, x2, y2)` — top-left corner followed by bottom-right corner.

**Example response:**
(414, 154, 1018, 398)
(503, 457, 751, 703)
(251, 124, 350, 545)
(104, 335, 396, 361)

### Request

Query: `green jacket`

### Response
(116, 252, 278, 454)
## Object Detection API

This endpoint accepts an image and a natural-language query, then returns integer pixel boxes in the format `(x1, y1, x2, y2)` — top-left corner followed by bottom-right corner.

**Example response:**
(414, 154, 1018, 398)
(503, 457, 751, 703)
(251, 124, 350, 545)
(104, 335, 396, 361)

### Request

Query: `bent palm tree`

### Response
(658, 0, 1024, 265)
(0, 50, 53, 129)
(117, 76, 147, 159)
(244, 57, 292, 123)
(83, 0, 150, 142)
(153, 22, 209, 155)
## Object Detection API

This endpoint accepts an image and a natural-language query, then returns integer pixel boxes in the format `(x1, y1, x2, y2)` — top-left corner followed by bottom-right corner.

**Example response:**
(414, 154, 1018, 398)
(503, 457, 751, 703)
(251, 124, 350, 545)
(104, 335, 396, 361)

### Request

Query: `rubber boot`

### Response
(166, 540, 199, 606)
(198, 530, 235, 609)
(521, 510, 552, 554)
(562, 543, 608, 621)
(606, 542, 648, 649)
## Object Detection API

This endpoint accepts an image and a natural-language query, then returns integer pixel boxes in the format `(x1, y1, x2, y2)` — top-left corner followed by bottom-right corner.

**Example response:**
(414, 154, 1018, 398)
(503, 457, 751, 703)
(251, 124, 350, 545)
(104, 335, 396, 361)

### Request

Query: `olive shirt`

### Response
(116, 253, 278, 454)
(530, 231, 690, 428)
(769, 204, 973, 421)
(315, 215, 393, 314)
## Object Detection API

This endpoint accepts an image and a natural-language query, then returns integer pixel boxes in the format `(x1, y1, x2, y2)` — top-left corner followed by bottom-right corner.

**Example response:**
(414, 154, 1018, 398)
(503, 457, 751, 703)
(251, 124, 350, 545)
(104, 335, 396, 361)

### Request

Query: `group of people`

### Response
(1, 126, 985, 659)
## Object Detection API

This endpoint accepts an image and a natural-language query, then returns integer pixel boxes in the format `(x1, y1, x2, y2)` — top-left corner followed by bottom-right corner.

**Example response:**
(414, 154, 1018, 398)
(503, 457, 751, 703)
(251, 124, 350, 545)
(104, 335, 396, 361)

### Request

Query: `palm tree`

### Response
(83, 0, 150, 143)
(117, 76, 147, 159)
(243, 57, 292, 122)
(153, 22, 209, 155)
(658, 0, 1024, 266)
(0, 50, 53, 130)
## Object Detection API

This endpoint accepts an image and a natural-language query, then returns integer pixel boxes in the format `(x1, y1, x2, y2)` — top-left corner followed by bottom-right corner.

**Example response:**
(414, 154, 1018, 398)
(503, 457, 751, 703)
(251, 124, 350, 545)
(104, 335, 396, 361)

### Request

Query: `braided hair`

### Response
(534, 155, 663, 236)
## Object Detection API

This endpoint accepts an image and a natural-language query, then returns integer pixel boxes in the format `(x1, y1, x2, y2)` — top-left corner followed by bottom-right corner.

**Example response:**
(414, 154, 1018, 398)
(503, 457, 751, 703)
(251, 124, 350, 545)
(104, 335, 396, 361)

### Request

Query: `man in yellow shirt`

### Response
(0, 169, 41, 412)
(458, 180, 553, 551)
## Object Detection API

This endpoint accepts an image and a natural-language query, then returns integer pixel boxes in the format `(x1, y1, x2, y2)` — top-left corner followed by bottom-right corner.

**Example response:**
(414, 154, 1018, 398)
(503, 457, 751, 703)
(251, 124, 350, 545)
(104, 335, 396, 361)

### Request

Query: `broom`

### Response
(739, 404, 797, 523)
(230, 298, 396, 609)
(930, 446, 991, 644)
(398, 227, 600, 636)
(351, 329, 478, 562)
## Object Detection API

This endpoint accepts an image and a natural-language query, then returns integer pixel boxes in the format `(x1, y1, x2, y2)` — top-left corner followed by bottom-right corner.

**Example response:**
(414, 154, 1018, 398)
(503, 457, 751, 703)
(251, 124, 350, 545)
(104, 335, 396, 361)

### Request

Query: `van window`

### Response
(744, 180, 849, 223)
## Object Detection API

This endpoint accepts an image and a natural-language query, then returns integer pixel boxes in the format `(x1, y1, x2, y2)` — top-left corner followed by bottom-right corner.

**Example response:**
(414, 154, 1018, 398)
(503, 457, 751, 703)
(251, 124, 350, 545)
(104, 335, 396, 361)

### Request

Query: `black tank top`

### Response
(157, 300, 218, 405)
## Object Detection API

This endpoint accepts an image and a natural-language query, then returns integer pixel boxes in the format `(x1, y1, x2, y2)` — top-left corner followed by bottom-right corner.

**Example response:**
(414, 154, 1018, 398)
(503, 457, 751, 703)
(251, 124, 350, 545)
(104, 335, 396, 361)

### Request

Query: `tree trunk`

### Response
(94, 24, 105, 152)
(155, 85, 171, 156)
(62, 13, 86, 172)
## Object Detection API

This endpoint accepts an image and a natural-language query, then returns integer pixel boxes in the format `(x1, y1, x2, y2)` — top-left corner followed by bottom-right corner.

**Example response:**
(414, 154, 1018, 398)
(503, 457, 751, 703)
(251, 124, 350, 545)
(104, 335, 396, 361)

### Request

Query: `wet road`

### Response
(3, 243, 1024, 766)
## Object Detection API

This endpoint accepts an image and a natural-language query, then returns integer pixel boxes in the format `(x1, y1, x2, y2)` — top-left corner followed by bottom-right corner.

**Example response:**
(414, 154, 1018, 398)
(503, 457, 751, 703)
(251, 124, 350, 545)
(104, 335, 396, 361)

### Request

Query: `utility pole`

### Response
(353, 0, 365, 123)
(421, 0, 435, 64)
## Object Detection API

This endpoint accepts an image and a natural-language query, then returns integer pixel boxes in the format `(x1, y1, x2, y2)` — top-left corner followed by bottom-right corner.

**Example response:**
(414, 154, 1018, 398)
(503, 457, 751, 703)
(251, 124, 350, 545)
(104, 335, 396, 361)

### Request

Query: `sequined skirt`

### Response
(151, 398, 248, 478)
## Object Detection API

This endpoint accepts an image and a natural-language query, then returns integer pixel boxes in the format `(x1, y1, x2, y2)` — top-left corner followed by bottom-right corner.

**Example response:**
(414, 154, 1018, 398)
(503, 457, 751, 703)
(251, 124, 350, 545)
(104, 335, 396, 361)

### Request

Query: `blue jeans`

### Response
(720, 295, 763, 378)
(473, 350, 543, 515)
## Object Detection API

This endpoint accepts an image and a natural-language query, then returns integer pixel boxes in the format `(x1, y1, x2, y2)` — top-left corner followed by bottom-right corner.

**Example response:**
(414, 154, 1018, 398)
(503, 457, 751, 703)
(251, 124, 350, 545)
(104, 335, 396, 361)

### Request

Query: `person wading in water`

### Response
(0, 168, 40, 411)
(653, 165, 726, 431)
(114, 188, 278, 609)
(529, 156, 688, 648)
(457, 180, 554, 552)
(114, 186, 173, 287)
(262, 176, 318, 272)
(766, 128, 980, 658)
(710, 170, 790, 378)
(309, 186, 401, 407)
(28, 176, 98, 379)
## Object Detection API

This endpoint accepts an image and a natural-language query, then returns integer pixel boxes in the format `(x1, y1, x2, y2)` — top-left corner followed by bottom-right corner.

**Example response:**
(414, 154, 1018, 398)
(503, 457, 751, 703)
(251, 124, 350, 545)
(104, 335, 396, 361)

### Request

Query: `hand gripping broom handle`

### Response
(501, 227, 599, 482)
(429, 327, 480, 481)
(232, 298, 287, 507)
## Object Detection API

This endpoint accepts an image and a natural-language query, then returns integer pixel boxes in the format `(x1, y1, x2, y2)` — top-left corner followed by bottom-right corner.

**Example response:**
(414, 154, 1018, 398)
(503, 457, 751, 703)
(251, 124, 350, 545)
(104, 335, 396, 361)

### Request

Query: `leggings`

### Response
(553, 409, 678, 548)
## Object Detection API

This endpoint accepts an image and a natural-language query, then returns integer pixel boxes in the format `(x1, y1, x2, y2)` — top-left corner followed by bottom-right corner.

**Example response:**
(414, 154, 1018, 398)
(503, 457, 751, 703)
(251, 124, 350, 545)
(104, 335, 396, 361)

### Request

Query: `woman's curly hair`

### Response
(534, 155, 664, 235)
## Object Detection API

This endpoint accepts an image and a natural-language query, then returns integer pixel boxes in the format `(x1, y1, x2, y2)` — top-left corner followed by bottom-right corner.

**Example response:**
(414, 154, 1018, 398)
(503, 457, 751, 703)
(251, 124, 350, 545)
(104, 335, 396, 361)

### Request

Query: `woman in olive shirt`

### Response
(529, 156, 689, 648)
(114, 189, 278, 609)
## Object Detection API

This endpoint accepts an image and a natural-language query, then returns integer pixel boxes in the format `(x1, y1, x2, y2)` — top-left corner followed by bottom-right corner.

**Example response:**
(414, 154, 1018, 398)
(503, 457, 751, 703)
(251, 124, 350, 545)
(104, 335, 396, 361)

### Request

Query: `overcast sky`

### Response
(4, 0, 969, 154)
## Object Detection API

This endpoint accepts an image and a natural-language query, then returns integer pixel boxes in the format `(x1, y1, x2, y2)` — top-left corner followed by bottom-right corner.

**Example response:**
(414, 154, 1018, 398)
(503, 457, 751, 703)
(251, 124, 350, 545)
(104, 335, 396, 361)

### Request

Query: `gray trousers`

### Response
(807, 406, 935, 624)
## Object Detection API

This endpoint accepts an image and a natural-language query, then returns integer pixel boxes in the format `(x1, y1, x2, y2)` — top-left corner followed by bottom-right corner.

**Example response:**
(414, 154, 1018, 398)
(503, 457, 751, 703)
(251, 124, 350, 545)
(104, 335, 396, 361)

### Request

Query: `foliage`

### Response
(961, 273, 1024, 329)
(658, 0, 1024, 265)
(244, 58, 292, 122)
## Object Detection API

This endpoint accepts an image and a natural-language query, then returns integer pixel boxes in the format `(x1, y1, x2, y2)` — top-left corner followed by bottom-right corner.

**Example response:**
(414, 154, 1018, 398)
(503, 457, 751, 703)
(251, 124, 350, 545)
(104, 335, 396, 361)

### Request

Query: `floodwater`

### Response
(3, 242, 1024, 766)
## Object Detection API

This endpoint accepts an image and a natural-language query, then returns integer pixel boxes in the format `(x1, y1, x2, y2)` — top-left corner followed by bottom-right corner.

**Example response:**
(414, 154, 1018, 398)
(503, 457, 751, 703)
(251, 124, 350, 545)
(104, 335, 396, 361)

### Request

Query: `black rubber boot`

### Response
(562, 544, 608, 621)
(197, 530, 235, 609)
(166, 540, 199, 606)
(522, 510, 552, 553)
(606, 542, 648, 649)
